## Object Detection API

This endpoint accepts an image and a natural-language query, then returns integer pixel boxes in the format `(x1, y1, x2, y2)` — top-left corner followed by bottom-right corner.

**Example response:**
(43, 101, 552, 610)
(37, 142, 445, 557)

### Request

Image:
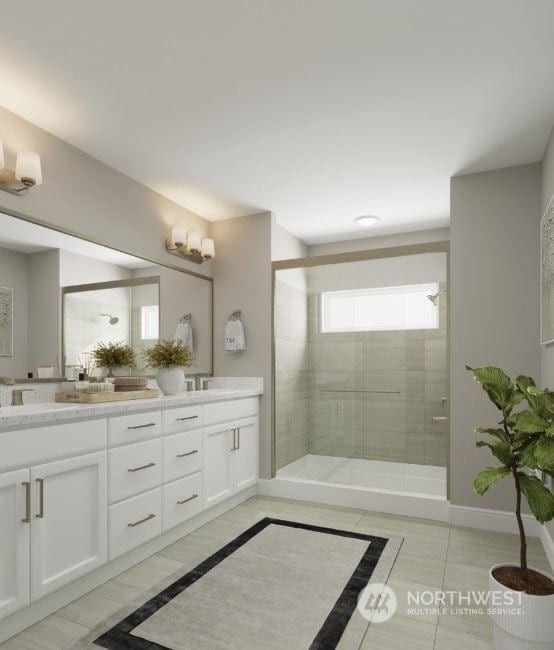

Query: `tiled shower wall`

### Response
(275, 281, 448, 469)
(307, 283, 448, 466)
(274, 279, 310, 469)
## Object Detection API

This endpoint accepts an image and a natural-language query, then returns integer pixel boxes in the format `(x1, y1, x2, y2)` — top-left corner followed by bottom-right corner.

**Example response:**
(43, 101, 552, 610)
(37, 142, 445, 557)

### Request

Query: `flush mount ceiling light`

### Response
(0, 141, 43, 196)
(354, 215, 380, 228)
(165, 225, 215, 264)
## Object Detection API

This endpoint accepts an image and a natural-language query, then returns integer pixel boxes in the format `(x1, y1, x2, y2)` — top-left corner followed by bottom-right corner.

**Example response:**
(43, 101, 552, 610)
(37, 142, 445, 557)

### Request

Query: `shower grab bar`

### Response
(318, 388, 401, 394)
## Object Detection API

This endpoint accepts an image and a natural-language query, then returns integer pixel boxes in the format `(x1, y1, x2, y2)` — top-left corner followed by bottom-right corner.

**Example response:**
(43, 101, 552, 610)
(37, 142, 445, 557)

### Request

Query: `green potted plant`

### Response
(91, 341, 136, 377)
(143, 339, 193, 395)
(467, 366, 554, 649)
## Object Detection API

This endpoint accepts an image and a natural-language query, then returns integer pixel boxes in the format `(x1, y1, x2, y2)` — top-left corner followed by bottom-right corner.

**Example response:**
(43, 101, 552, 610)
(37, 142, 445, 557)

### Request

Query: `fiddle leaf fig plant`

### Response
(467, 366, 554, 580)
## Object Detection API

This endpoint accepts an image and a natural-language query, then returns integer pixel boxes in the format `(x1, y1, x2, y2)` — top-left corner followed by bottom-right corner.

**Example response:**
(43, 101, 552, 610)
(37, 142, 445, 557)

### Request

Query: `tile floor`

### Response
(1, 496, 551, 649)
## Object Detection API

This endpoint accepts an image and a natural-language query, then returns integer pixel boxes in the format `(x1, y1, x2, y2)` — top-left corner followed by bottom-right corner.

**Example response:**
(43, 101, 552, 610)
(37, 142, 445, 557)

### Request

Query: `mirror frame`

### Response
(0, 206, 214, 377)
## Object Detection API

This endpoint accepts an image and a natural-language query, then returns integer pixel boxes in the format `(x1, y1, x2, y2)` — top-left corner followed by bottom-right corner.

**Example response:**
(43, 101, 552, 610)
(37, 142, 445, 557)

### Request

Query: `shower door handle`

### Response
(431, 416, 448, 424)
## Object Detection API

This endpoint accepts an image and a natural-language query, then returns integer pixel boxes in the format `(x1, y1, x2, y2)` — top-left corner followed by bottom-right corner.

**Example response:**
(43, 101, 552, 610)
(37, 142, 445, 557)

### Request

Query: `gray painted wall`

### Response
(450, 163, 541, 511)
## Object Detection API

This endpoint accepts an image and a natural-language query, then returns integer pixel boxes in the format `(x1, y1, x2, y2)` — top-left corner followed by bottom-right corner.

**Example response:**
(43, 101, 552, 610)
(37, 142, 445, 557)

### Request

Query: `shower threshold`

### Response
(276, 454, 446, 497)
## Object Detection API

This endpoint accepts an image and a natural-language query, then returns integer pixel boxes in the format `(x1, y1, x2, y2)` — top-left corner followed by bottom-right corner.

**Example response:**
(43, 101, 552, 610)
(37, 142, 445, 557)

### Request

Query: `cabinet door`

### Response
(233, 418, 259, 492)
(30, 451, 107, 601)
(0, 468, 30, 621)
(203, 425, 234, 508)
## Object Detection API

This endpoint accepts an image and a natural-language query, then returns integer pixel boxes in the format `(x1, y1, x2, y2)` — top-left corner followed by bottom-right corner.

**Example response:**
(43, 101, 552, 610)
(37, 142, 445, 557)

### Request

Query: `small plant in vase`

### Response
(91, 341, 136, 378)
(143, 340, 193, 395)
(467, 366, 554, 649)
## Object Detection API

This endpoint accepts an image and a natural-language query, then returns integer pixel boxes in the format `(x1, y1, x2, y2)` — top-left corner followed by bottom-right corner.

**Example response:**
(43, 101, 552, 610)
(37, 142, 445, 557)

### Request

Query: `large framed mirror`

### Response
(0, 210, 212, 381)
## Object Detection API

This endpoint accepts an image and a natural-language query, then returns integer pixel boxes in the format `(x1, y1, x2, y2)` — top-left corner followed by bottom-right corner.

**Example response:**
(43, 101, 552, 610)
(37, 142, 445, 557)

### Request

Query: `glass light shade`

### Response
(0, 141, 4, 170)
(15, 151, 42, 186)
(170, 225, 187, 248)
(201, 238, 215, 259)
(187, 232, 202, 253)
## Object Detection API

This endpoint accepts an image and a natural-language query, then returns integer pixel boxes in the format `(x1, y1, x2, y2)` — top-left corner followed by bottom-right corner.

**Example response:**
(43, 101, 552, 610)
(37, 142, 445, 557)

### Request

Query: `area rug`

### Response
(85, 518, 401, 650)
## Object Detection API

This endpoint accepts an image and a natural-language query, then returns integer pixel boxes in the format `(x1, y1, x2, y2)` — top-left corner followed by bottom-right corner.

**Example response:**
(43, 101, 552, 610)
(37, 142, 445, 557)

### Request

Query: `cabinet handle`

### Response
(176, 415, 198, 421)
(36, 478, 44, 518)
(176, 449, 198, 458)
(128, 513, 156, 527)
(230, 428, 237, 451)
(177, 493, 198, 505)
(128, 462, 156, 473)
(22, 482, 31, 523)
(128, 422, 157, 430)
(237, 427, 240, 450)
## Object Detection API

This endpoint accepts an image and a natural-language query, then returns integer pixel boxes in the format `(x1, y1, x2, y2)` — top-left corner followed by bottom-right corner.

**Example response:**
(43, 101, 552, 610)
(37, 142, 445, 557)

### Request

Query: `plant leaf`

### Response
(517, 439, 539, 469)
(535, 437, 554, 473)
(516, 375, 536, 394)
(476, 441, 513, 466)
(512, 410, 548, 434)
(467, 366, 513, 389)
(475, 427, 510, 443)
(482, 383, 513, 411)
(473, 466, 511, 496)
(518, 474, 554, 524)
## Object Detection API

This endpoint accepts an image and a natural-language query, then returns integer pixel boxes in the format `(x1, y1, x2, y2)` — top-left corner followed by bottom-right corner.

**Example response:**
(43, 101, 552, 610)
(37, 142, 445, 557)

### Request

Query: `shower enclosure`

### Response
(273, 248, 448, 498)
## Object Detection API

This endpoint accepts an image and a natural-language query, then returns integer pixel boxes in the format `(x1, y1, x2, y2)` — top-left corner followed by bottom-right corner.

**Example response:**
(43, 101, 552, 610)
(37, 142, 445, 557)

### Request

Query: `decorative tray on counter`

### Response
(55, 389, 160, 404)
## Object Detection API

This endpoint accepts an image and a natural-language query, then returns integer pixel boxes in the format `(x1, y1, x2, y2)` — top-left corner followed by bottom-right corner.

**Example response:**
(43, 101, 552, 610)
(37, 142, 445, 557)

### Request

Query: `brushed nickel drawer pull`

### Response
(128, 422, 157, 430)
(22, 481, 31, 523)
(237, 427, 240, 450)
(128, 462, 156, 473)
(128, 513, 156, 527)
(177, 493, 198, 505)
(176, 449, 199, 458)
(36, 478, 44, 518)
(176, 415, 198, 421)
(230, 428, 237, 451)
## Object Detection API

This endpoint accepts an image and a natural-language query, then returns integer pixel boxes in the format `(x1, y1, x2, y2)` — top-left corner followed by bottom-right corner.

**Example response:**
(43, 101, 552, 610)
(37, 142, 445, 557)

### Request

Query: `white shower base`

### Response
(276, 454, 446, 498)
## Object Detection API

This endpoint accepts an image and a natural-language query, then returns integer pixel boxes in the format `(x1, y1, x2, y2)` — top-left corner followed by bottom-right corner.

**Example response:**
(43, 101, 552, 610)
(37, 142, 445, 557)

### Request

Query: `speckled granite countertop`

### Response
(0, 378, 263, 431)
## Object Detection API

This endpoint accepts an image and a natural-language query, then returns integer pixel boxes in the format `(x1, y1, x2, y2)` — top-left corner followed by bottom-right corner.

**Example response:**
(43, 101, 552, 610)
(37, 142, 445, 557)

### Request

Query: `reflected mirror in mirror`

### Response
(0, 211, 212, 381)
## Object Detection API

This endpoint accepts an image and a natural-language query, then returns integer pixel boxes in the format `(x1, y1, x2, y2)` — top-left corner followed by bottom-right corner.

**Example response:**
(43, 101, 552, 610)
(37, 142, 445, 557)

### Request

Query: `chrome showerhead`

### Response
(427, 293, 439, 306)
(101, 313, 119, 325)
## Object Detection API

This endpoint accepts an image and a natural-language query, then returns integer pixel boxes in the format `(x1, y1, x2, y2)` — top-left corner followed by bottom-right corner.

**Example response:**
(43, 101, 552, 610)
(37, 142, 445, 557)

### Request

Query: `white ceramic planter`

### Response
(156, 367, 185, 395)
(489, 564, 554, 650)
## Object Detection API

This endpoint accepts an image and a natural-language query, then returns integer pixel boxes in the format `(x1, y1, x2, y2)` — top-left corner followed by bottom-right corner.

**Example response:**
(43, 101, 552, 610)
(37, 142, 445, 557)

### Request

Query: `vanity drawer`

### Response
(162, 473, 202, 532)
(109, 488, 162, 560)
(203, 398, 258, 426)
(163, 429, 202, 483)
(108, 411, 162, 447)
(108, 439, 162, 504)
(162, 405, 202, 435)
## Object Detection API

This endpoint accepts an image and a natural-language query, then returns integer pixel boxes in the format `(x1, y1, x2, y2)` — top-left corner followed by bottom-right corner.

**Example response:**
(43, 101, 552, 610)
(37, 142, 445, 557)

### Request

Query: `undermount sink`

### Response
(0, 403, 79, 416)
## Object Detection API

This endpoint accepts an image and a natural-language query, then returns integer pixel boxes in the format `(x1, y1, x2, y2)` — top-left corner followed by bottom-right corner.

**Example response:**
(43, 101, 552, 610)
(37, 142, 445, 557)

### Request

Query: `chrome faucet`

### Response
(11, 389, 34, 406)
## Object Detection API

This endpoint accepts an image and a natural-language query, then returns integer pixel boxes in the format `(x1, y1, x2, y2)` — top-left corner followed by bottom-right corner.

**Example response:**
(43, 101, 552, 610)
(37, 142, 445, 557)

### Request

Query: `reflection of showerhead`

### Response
(427, 293, 439, 306)
(101, 313, 119, 325)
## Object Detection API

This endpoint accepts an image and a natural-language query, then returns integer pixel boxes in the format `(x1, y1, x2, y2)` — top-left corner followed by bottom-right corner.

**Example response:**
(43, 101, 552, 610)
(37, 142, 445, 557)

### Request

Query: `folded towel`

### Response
(234, 319, 246, 351)
(174, 322, 194, 353)
(225, 319, 237, 351)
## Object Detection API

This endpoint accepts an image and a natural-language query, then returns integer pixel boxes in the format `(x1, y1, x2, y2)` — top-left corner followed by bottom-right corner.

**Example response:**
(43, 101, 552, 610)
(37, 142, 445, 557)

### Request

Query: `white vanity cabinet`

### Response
(0, 468, 30, 620)
(30, 451, 107, 600)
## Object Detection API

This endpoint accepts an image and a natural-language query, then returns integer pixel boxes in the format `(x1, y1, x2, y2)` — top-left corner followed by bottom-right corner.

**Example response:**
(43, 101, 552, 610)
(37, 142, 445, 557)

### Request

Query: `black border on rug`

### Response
(93, 517, 389, 650)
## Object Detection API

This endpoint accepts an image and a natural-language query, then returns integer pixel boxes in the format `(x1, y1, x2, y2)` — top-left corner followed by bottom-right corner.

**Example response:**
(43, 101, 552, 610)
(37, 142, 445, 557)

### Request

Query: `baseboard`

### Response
(539, 524, 554, 572)
(258, 478, 449, 522)
(448, 503, 541, 538)
(0, 486, 256, 644)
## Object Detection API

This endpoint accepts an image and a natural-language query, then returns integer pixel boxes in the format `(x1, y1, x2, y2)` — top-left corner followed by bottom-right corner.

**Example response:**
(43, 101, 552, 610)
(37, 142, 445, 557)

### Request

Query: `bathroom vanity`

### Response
(0, 387, 261, 641)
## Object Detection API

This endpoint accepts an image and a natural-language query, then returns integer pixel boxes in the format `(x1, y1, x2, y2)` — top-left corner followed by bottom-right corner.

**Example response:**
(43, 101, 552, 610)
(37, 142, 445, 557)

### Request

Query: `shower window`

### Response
(141, 305, 159, 340)
(320, 282, 439, 333)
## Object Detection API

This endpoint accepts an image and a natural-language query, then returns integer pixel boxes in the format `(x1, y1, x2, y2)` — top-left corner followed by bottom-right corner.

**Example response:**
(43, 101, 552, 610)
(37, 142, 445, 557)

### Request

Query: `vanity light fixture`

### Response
(165, 226, 215, 264)
(0, 141, 43, 196)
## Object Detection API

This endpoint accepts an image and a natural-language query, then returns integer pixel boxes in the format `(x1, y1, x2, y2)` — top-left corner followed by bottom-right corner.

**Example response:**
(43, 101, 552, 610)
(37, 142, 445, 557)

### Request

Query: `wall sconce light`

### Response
(0, 142, 43, 196)
(165, 225, 215, 264)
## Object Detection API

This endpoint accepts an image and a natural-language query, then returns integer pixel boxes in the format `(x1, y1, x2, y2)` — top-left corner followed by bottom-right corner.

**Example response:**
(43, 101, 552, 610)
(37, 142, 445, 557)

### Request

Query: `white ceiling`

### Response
(0, 1, 553, 244)
(0, 212, 155, 268)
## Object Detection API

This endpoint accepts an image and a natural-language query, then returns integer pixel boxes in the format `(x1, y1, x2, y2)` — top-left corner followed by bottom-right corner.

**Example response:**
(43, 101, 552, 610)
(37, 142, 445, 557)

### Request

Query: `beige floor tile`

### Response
(357, 512, 451, 541)
(360, 615, 436, 650)
(112, 554, 183, 591)
(56, 580, 143, 628)
(434, 625, 495, 649)
(388, 578, 441, 625)
(0, 614, 89, 650)
(279, 500, 365, 528)
(390, 551, 446, 588)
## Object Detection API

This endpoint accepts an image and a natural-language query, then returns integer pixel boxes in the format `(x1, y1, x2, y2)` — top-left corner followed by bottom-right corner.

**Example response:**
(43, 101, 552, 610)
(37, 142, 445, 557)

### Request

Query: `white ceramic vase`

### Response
(489, 564, 554, 650)
(156, 367, 185, 395)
